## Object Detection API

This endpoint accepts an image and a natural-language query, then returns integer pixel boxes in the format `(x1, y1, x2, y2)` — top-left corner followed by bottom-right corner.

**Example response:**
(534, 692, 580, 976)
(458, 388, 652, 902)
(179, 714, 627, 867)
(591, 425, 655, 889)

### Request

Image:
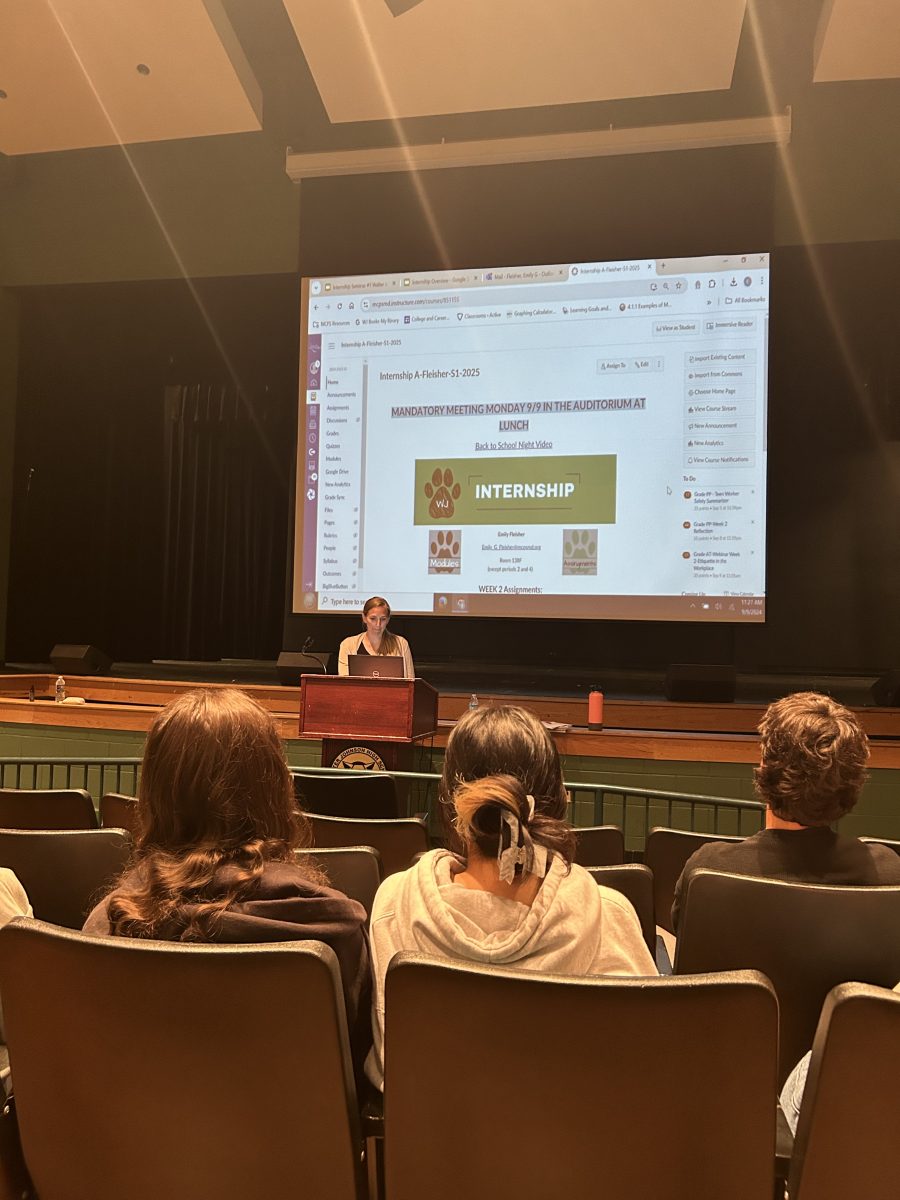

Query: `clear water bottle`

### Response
(468, 693, 479, 711)
(54, 675, 66, 703)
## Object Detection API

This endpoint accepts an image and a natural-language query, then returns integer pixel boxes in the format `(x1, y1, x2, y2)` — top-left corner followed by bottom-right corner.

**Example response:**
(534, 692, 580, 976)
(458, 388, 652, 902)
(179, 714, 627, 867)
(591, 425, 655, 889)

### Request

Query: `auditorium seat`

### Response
(296, 845, 383, 920)
(788, 982, 900, 1200)
(0, 920, 367, 1200)
(861, 835, 900, 856)
(643, 826, 743, 933)
(573, 824, 625, 867)
(307, 814, 428, 877)
(674, 870, 900, 1085)
(292, 771, 399, 818)
(586, 863, 656, 957)
(383, 955, 778, 1200)
(0, 827, 132, 929)
(0, 788, 97, 831)
(99, 792, 140, 835)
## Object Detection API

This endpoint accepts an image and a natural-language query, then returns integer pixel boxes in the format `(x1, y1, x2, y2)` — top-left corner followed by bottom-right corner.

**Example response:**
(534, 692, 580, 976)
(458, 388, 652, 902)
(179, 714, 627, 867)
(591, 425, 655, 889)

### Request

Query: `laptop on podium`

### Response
(347, 654, 405, 679)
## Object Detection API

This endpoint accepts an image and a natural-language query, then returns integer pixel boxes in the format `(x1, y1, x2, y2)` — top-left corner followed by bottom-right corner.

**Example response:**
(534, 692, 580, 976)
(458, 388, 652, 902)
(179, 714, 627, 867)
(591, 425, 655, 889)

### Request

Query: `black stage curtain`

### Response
(161, 383, 288, 661)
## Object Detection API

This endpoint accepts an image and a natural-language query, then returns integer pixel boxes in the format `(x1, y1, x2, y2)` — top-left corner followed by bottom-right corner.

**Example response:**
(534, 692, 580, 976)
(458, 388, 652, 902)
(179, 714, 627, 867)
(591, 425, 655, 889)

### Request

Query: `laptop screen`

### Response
(347, 654, 405, 679)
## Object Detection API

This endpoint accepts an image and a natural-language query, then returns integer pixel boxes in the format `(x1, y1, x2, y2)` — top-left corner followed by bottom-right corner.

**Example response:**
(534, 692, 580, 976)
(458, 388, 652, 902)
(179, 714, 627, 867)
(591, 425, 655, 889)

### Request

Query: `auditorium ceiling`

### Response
(0, 0, 897, 161)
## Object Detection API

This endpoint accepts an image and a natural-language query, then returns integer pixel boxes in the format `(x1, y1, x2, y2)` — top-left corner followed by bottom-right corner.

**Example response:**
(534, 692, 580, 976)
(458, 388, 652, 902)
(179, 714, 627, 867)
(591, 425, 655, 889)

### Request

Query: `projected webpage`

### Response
(293, 253, 769, 623)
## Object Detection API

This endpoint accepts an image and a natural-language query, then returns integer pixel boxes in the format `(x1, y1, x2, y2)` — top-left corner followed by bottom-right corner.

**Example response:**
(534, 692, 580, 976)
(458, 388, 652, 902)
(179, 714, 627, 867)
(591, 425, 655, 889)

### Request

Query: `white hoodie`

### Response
(0, 868, 32, 1044)
(365, 848, 657, 1089)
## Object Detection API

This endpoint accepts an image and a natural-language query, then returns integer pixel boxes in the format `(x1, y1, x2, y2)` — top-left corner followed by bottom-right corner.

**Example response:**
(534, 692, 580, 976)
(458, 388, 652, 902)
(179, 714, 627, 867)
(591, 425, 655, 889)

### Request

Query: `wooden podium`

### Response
(298, 675, 439, 770)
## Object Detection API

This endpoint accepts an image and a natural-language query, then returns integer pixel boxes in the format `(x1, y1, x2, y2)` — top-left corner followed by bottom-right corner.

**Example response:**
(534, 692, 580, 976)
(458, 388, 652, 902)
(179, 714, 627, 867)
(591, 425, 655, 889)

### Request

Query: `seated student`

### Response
(365, 705, 656, 1090)
(0, 869, 31, 1055)
(780, 980, 900, 1134)
(672, 691, 900, 932)
(84, 688, 371, 1075)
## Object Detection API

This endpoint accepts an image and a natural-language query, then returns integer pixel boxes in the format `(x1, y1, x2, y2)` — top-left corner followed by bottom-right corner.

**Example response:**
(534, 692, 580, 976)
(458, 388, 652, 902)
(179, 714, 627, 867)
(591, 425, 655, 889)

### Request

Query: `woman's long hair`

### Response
(103, 688, 319, 940)
(363, 595, 401, 657)
(439, 705, 575, 867)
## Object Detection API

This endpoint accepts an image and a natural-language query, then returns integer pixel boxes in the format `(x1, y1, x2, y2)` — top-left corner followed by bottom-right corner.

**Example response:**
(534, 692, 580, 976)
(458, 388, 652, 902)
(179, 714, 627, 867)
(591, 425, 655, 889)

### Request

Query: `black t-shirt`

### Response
(672, 827, 900, 933)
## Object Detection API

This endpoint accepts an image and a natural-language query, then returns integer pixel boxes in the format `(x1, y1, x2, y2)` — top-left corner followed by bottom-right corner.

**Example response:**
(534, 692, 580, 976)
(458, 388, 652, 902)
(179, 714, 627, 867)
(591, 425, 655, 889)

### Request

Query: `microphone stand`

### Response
(299, 639, 329, 674)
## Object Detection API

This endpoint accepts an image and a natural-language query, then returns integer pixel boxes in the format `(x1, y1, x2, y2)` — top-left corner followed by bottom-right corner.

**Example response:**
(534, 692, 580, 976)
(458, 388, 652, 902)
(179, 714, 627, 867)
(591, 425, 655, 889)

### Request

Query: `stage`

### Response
(1, 671, 898, 769)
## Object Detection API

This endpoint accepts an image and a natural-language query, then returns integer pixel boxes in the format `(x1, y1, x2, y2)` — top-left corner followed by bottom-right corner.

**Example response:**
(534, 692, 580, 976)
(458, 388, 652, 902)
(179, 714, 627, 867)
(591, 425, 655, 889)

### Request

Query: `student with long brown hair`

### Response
(365, 704, 656, 1089)
(84, 688, 371, 1069)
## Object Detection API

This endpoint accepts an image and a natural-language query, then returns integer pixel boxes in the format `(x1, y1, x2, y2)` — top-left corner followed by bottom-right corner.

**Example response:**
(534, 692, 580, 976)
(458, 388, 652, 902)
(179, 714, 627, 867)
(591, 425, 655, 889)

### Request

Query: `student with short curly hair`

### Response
(755, 690, 869, 824)
(672, 691, 900, 932)
(365, 704, 656, 1090)
(84, 687, 372, 1073)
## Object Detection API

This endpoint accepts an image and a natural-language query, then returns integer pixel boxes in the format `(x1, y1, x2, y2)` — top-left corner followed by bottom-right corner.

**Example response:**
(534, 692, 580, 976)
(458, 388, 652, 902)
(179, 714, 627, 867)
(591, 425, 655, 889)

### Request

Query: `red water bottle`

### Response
(588, 685, 604, 731)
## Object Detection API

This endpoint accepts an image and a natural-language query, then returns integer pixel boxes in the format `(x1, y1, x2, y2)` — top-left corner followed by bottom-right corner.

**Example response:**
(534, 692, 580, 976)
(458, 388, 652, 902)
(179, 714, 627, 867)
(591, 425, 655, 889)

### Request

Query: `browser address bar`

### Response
(364, 279, 686, 310)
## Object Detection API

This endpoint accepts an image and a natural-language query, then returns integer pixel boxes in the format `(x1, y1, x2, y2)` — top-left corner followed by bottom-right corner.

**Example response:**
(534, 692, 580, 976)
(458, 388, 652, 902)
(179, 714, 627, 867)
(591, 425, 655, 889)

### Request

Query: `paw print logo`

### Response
(429, 529, 461, 574)
(424, 467, 461, 520)
(562, 529, 598, 576)
(564, 529, 597, 560)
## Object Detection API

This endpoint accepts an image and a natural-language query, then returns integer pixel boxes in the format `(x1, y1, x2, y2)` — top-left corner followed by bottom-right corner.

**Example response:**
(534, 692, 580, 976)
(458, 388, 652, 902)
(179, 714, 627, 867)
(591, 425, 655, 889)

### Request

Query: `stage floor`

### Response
(5, 658, 889, 708)
(2, 670, 898, 767)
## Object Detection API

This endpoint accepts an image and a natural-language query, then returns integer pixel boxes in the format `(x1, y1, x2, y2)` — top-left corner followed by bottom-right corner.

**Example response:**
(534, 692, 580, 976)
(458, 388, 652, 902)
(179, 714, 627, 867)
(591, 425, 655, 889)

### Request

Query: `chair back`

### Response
(861, 835, 900, 856)
(675, 870, 900, 1084)
(293, 771, 399, 818)
(789, 982, 900, 1200)
(99, 793, 140, 835)
(384, 955, 777, 1200)
(0, 788, 97, 831)
(0, 827, 132, 929)
(587, 863, 656, 955)
(308, 813, 428, 876)
(573, 825, 625, 867)
(644, 826, 743, 932)
(0, 919, 365, 1200)
(296, 845, 383, 919)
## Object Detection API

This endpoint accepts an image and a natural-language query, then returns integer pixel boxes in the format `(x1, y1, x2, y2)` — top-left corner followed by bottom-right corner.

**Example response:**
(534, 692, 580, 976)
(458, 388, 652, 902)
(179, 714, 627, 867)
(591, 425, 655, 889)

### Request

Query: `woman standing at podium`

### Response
(337, 595, 414, 678)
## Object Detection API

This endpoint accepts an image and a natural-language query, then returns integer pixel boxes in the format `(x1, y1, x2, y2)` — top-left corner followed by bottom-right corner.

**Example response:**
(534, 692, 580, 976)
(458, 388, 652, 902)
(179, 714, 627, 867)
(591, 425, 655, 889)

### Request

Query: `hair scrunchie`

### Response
(497, 794, 547, 883)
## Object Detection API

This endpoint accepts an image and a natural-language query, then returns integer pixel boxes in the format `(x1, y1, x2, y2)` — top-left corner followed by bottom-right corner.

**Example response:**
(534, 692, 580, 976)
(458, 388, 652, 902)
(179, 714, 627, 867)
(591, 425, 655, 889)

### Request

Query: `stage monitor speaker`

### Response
(665, 663, 736, 703)
(49, 643, 112, 676)
(872, 669, 900, 707)
(276, 650, 332, 686)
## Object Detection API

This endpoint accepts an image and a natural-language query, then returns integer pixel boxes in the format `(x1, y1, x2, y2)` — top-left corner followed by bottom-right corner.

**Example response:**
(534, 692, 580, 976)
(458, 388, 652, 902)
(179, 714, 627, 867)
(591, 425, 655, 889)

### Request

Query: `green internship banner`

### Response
(414, 455, 616, 525)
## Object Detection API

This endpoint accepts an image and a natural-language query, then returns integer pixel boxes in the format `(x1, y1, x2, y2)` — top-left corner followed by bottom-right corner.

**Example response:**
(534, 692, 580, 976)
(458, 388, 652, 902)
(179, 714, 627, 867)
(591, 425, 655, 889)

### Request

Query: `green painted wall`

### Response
(2, 721, 896, 848)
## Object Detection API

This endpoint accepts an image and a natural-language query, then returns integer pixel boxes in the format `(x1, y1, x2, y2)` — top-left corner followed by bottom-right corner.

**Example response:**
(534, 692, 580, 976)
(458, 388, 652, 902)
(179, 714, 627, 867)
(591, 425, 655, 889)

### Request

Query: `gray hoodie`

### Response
(366, 848, 657, 1089)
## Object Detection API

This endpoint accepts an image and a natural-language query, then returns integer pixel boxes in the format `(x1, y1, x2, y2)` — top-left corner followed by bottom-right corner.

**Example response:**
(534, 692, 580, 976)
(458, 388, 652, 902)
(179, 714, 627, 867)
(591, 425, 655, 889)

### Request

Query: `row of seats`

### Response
(0, 768, 405, 831)
(0, 786, 747, 930)
(3, 784, 899, 929)
(1, 920, 897, 1200)
(0, 788, 138, 833)
(0, 785, 730, 879)
(5, 823, 900, 1088)
(0, 824, 654, 946)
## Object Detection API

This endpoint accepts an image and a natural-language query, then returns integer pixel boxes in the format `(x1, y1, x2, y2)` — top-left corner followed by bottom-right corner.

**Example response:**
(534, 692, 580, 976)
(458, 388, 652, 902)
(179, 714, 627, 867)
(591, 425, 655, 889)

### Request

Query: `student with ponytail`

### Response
(365, 705, 656, 1089)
